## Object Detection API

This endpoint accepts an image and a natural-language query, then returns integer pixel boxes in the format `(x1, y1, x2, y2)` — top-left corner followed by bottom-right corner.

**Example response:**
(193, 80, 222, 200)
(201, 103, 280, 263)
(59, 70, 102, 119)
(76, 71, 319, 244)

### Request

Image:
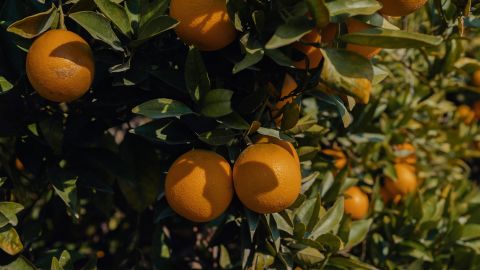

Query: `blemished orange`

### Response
(322, 148, 347, 170)
(346, 19, 382, 59)
(169, 0, 237, 51)
(255, 135, 300, 165)
(233, 143, 301, 214)
(273, 74, 298, 126)
(385, 163, 417, 196)
(293, 30, 322, 69)
(26, 29, 95, 102)
(473, 70, 480, 87)
(165, 150, 233, 222)
(378, 0, 428, 16)
(394, 143, 417, 165)
(457, 105, 476, 125)
(344, 186, 369, 220)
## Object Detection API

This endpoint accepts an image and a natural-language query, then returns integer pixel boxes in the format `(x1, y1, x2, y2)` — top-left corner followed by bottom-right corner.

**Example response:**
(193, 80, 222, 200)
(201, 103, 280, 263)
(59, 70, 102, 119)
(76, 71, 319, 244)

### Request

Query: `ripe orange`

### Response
(255, 135, 300, 164)
(15, 158, 25, 172)
(385, 163, 417, 196)
(344, 186, 369, 220)
(233, 143, 301, 214)
(273, 74, 298, 126)
(346, 19, 382, 59)
(394, 143, 416, 165)
(169, 0, 237, 51)
(473, 70, 480, 87)
(457, 105, 475, 125)
(165, 150, 233, 222)
(322, 148, 347, 170)
(473, 101, 480, 120)
(293, 30, 322, 69)
(26, 29, 95, 102)
(378, 0, 428, 16)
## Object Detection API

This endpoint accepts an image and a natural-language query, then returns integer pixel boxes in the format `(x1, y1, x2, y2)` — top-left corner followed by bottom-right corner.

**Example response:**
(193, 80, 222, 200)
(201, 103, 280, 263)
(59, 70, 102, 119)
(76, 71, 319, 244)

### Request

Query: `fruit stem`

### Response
(58, 0, 66, 30)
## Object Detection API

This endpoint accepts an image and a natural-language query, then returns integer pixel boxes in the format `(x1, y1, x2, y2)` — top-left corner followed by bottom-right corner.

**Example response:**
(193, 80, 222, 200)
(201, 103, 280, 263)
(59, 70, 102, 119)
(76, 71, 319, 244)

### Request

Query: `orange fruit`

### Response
(385, 163, 417, 196)
(293, 30, 322, 69)
(26, 29, 95, 102)
(378, 0, 428, 16)
(233, 143, 301, 214)
(255, 135, 300, 165)
(394, 143, 416, 165)
(322, 148, 347, 170)
(346, 19, 382, 59)
(321, 23, 338, 45)
(169, 0, 237, 51)
(473, 100, 480, 120)
(473, 70, 480, 87)
(15, 158, 25, 172)
(457, 105, 475, 125)
(165, 150, 233, 222)
(273, 74, 298, 126)
(380, 186, 401, 204)
(344, 186, 369, 220)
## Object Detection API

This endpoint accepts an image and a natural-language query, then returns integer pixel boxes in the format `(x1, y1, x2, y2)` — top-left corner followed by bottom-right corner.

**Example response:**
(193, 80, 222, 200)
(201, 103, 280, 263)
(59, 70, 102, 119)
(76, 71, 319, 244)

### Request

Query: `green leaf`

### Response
(346, 219, 372, 248)
(198, 128, 236, 146)
(328, 256, 378, 270)
(7, 4, 57, 38)
(341, 28, 443, 48)
(132, 119, 195, 145)
(320, 48, 373, 104)
(185, 47, 210, 103)
(265, 16, 313, 49)
(317, 233, 343, 252)
(306, 0, 330, 28)
(233, 50, 264, 74)
(244, 209, 259, 241)
(295, 246, 325, 266)
(132, 15, 178, 46)
(312, 92, 353, 127)
(0, 226, 23, 256)
(132, 98, 193, 119)
(201, 89, 234, 118)
(256, 127, 295, 142)
(93, 0, 131, 36)
(69, 11, 124, 51)
(57, 250, 73, 270)
(0, 76, 13, 92)
(310, 197, 344, 239)
(51, 258, 62, 270)
(0, 202, 24, 226)
(461, 224, 480, 241)
(281, 103, 300, 130)
(326, 0, 382, 17)
(118, 135, 164, 212)
(49, 168, 79, 218)
(0, 256, 37, 270)
(218, 112, 250, 130)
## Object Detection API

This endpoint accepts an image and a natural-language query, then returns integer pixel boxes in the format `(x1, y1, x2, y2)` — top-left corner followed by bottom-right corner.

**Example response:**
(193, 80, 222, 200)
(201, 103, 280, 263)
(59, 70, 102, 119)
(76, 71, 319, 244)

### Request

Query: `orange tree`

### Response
(0, 0, 480, 269)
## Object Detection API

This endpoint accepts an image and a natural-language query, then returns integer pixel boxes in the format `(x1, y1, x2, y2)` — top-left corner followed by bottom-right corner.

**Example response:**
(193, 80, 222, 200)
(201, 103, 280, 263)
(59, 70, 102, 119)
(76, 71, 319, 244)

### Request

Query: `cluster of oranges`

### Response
(165, 135, 301, 222)
(320, 144, 418, 221)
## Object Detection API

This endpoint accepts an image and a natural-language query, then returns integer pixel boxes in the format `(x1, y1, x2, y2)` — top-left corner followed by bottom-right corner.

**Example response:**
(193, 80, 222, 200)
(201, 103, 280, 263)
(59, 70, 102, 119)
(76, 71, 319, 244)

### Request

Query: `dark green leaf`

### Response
(132, 98, 194, 119)
(93, 0, 131, 36)
(198, 128, 236, 146)
(69, 11, 124, 51)
(201, 89, 234, 118)
(341, 28, 443, 48)
(7, 4, 57, 38)
(265, 16, 313, 49)
(0, 202, 24, 226)
(133, 119, 195, 145)
(185, 47, 210, 103)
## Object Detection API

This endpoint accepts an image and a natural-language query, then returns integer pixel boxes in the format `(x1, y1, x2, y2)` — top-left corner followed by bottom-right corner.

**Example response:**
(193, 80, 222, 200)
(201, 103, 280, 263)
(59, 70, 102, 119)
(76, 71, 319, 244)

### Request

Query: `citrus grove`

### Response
(0, 0, 479, 269)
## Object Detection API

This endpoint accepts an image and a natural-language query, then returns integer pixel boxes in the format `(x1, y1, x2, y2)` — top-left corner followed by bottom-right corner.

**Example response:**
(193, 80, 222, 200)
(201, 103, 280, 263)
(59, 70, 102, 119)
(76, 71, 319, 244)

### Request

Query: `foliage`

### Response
(0, 0, 478, 269)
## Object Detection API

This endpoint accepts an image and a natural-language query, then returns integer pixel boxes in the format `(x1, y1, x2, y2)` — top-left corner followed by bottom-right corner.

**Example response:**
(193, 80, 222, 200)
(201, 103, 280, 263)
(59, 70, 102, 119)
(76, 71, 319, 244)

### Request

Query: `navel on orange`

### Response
(169, 0, 237, 51)
(26, 29, 94, 102)
(165, 150, 233, 222)
(233, 143, 301, 214)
